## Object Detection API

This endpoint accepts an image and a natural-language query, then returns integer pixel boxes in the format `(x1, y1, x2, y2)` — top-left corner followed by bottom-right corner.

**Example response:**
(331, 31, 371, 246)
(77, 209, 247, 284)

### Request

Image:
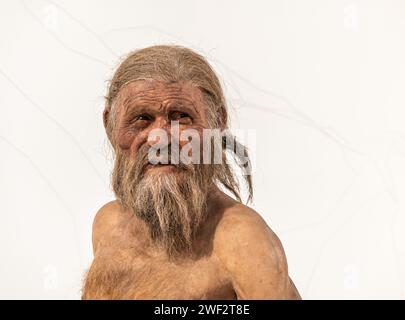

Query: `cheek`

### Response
(116, 128, 145, 158)
(114, 111, 146, 152)
(116, 129, 135, 150)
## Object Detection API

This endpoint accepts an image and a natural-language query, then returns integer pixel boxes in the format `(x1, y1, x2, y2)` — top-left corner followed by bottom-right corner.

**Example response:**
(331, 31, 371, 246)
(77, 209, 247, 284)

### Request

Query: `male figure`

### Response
(82, 45, 301, 299)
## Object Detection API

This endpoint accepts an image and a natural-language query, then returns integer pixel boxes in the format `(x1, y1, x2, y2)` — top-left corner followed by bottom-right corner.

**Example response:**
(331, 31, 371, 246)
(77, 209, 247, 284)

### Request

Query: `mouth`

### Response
(145, 163, 177, 173)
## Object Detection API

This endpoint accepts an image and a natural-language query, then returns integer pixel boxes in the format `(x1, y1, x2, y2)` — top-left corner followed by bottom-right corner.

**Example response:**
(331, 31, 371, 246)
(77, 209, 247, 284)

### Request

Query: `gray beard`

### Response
(112, 148, 213, 257)
(132, 173, 208, 255)
(131, 170, 209, 256)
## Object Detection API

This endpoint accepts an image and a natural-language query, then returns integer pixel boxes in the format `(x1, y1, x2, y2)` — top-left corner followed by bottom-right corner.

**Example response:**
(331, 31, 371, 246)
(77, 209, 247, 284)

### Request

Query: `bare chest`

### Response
(83, 242, 235, 300)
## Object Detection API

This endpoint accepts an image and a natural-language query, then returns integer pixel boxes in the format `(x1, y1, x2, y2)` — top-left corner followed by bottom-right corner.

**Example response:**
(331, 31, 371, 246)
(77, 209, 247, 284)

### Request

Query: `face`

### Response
(113, 80, 210, 174)
(110, 80, 218, 257)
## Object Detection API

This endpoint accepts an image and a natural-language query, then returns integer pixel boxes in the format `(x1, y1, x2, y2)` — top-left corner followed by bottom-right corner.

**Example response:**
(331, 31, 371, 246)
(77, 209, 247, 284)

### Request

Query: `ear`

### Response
(103, 107, 114, 145)
(103, 108, 110, 130)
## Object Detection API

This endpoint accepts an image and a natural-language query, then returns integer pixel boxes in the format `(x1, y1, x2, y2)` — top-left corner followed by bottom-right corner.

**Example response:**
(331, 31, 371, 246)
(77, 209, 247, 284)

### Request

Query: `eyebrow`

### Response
(165, 101, 199, 115)
(121, 95, 200, 116)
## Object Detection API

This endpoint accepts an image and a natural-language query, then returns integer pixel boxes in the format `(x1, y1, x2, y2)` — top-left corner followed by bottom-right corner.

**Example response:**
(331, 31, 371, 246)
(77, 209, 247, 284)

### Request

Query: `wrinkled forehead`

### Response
(114, 79, 207, 110)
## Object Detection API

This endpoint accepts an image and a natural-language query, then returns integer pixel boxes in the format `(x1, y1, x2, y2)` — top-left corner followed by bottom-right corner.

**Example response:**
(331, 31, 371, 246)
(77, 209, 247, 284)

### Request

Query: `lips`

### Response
(145, 163, 176, 172)
(147, 163, 173, 168)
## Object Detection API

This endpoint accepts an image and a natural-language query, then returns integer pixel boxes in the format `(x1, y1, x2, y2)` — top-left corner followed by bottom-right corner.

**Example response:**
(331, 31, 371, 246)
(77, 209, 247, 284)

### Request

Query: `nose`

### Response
(145, 117, 172, 148)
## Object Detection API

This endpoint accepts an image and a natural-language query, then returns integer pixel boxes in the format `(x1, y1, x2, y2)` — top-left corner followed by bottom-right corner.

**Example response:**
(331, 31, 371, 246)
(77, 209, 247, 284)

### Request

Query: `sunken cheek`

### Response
(116, 127, 142, 154)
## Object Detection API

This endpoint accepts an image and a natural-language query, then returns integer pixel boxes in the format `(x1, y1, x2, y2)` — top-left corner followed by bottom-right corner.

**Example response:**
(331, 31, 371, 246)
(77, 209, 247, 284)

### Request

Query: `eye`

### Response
(134, 114, 152, 122)
(170, 111, 192, 124)
(125, 114, 152, 129)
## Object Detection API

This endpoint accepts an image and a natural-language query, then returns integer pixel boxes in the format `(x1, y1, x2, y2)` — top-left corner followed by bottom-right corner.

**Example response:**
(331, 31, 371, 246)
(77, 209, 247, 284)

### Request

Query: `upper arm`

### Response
(214, 208, 301, 300)
(91, 201, 122, 255)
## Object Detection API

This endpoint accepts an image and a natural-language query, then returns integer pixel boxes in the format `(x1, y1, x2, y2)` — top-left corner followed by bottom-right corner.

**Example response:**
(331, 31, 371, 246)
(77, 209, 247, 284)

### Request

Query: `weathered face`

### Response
(109, 80, 217, 257)
(113, 80, 210, 173)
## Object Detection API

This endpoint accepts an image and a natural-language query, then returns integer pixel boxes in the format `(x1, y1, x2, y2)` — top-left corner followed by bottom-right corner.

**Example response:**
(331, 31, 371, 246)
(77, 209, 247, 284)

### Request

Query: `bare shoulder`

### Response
(91, 200, 127, 254)
(213, 203, 284, 261)
(93, 200, 125, 227)
(212, 203, 301, 299)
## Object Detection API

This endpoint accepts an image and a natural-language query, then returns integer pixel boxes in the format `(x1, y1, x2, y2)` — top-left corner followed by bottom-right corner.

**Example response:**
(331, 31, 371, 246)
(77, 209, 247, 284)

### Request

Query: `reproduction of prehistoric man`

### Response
(82, 45, 301, 300)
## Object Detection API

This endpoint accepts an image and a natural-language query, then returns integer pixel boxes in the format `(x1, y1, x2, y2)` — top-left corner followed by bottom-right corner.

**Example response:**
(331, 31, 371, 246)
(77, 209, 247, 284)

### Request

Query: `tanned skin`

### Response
(82, 81, 301, 300)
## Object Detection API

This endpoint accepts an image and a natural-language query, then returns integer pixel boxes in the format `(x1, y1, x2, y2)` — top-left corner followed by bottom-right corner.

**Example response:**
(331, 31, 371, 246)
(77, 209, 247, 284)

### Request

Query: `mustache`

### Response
(135, 144, 192, 171)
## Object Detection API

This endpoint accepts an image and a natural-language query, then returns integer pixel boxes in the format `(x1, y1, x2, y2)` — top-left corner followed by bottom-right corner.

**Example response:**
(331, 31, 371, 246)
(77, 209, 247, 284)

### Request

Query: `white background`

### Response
(1, 0, 405, 299)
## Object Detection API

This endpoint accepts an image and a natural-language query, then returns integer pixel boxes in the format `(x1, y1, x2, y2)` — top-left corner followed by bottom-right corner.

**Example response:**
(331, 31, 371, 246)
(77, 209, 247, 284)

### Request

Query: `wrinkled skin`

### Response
(82, 80, 301, 300)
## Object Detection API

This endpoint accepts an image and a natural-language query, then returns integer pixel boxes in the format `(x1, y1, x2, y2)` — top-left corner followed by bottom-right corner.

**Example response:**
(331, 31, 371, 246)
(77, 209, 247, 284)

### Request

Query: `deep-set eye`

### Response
(125, 114, 152, 129)
(135, 114, 152, 122)
(170, 111, 192, 123)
